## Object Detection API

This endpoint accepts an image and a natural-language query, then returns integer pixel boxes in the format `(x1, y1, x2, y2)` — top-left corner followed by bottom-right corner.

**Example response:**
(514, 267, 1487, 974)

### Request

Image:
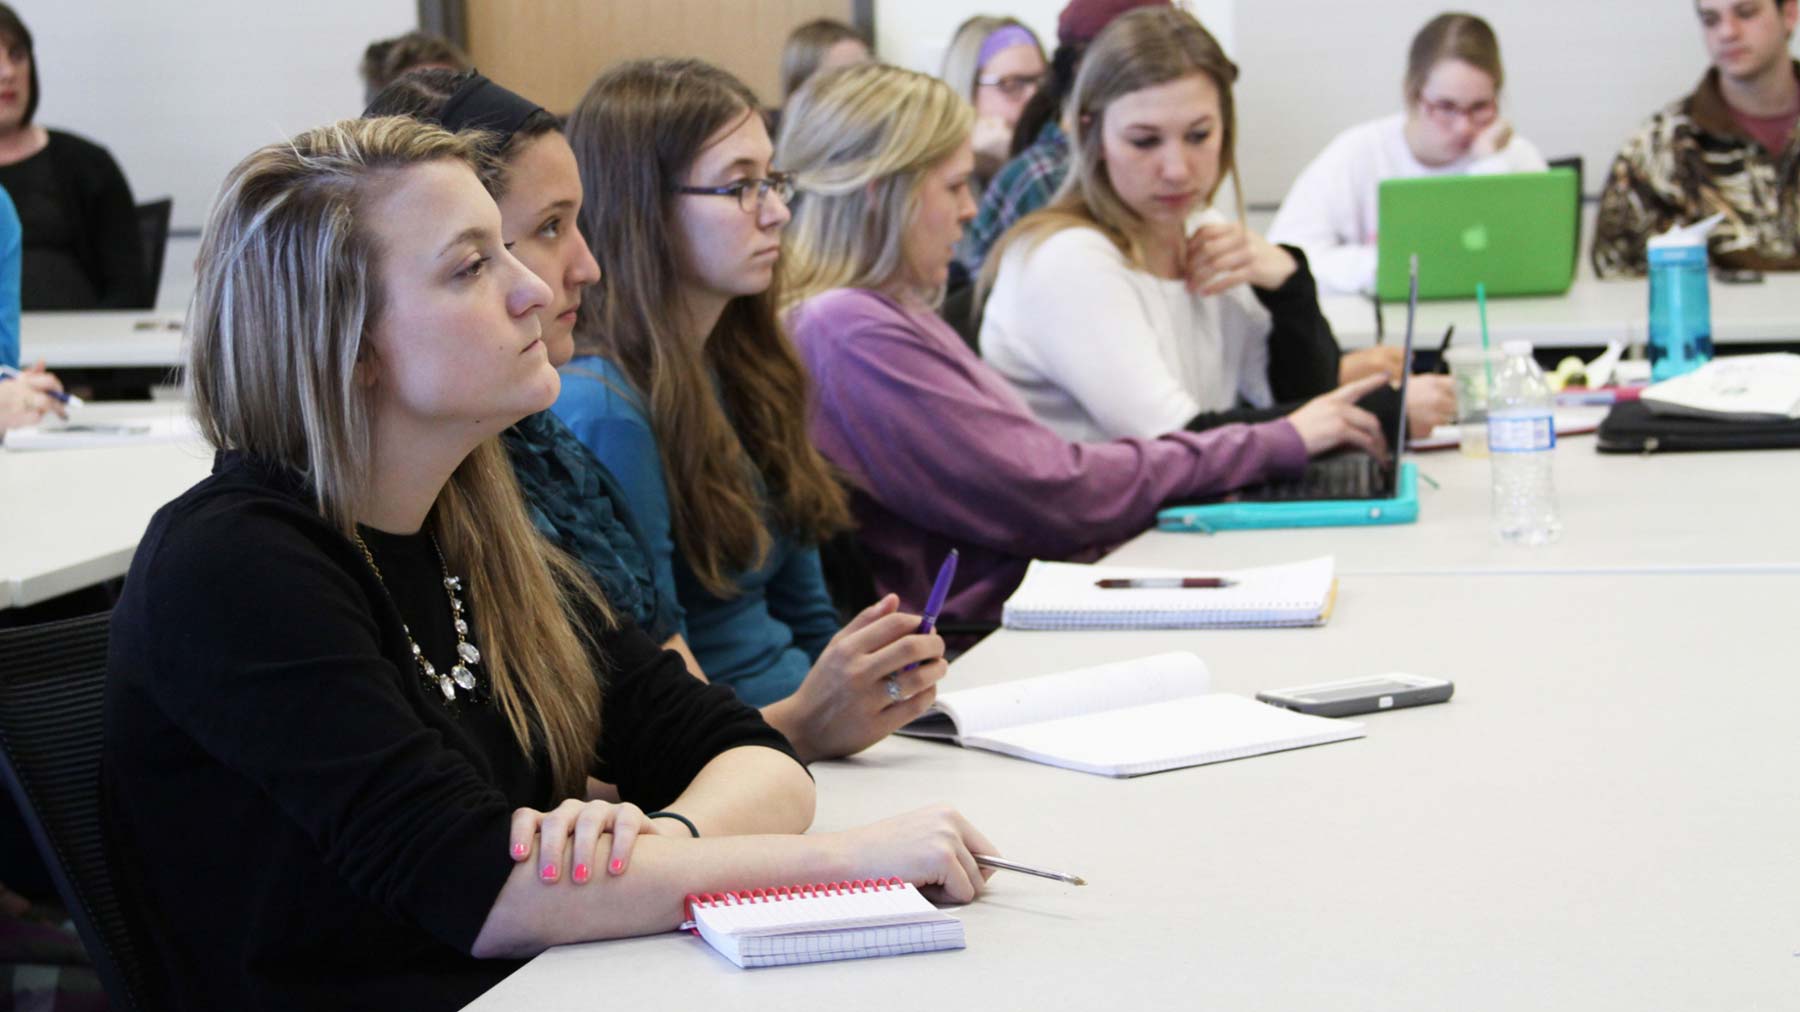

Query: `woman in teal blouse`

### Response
(555, 58, 950, 762)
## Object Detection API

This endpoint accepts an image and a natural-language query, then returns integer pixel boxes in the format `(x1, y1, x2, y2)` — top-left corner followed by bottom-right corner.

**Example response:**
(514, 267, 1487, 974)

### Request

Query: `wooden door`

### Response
(465, 0, 859, 112)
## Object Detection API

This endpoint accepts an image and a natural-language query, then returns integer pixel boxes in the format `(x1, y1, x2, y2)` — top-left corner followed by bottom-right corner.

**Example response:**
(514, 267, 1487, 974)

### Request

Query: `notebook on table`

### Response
(683, 879, 963, 968)
(1001, 556, 1336, 630)
(899, 651, 1364, 778)
(1157, 259, 1422, 533)
(1639, 353, 1800, 422)
(1375, 168, 1579, 300)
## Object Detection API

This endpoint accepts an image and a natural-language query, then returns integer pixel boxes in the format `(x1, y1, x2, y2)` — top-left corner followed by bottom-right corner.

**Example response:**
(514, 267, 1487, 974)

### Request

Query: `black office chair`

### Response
(134, 198, 172, 309)
(0, 613, 164, 1011)
(938, 264, 982, 354)
(1546, 156, 1584, 270)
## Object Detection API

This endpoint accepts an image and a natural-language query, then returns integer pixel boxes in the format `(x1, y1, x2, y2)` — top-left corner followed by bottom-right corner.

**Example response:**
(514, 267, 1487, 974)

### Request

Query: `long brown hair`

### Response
(981, 7, 1240, 297)
(187, 117, 605, 797)
(566, 58, 849, 597)
(1404, 13, 1504, 104)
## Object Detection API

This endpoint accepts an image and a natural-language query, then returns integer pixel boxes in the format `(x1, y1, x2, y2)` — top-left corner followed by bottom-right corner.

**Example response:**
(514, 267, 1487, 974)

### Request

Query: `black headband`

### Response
(436, 73, 545, 142)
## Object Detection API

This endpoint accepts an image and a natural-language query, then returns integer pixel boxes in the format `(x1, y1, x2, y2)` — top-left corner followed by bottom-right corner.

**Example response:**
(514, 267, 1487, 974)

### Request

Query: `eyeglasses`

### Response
(1418, 95, 1498, 127)
(675, 172, 795, 213)
(975, 73, 1044, 99)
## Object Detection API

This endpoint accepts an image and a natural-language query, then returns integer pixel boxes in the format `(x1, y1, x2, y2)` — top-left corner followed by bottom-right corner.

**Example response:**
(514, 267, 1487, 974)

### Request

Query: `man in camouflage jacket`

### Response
(1594, 0, 1800, 277)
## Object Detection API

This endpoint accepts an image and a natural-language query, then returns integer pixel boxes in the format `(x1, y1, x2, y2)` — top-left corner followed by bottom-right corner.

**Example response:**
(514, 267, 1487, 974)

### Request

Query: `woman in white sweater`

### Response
(980, 7, 1451, 445)
(1268, 13, 1547, 296)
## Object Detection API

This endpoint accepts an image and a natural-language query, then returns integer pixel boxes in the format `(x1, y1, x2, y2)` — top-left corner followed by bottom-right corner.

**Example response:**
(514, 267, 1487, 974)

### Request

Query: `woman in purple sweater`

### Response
(780, 63, 1387, 625)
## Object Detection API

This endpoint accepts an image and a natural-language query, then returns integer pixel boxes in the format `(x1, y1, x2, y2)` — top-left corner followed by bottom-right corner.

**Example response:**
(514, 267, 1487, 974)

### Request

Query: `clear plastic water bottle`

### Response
(1486, 340, 1562, 545)
(1646, 218, 1717, 382)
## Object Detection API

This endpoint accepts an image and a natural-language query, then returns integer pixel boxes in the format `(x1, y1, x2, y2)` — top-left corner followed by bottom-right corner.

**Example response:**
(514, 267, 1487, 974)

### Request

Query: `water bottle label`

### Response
(1488, 411, 1555, 453)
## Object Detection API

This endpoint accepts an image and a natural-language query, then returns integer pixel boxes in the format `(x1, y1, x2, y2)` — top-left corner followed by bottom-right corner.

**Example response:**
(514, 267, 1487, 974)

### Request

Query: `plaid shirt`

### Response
(957, 120, 1069, 276)
(1594, 65, 1800, 277)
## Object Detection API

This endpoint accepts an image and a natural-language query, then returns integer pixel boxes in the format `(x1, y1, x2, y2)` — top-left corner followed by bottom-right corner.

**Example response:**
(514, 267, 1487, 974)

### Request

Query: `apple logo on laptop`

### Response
(1461, 223, 1490, 253)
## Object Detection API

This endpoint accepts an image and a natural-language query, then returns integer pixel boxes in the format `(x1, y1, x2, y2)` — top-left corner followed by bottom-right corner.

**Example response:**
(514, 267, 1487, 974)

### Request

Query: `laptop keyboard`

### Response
(1233, 453, 1392, 502)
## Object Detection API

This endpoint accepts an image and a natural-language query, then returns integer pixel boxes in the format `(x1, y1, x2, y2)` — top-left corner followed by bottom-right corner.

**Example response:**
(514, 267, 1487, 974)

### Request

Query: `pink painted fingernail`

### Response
(511, 842, 528, 859)
(610, 858, 624, 874)
(573, 863, 590, 883)
(540, 864, 559, 882)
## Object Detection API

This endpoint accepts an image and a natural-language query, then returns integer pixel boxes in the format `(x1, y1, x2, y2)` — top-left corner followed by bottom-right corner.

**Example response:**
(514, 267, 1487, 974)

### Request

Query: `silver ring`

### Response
(885, 674, 902, 701)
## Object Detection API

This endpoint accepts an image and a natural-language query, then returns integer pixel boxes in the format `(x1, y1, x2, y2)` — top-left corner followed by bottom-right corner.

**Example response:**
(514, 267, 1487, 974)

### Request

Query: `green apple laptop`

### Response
(1374, 167, 1578, 301)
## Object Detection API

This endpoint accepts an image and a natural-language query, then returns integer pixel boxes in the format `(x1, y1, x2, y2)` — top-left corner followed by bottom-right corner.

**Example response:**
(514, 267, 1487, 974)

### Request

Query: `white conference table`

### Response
(467, 569, 1800, 1011)
(18, 310, 187, 370)
(1106, 434, 1800, 577)
(0, 402, 211, 609)
(1321, 262, 1800, 351)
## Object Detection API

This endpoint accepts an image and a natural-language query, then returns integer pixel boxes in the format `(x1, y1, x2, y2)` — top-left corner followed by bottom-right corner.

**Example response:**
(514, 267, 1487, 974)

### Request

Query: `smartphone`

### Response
(1256, 673, 1452, 718)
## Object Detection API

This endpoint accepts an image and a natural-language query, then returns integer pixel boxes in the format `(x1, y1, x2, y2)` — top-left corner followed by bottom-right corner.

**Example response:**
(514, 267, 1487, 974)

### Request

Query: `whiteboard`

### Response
(28, 0, 414, 232)
(1235, 2, 1764, 206)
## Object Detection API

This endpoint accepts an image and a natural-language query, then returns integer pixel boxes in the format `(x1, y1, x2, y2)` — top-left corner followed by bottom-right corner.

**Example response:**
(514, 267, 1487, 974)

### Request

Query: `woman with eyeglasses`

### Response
(553, 58, 953, 762)
(940, 16, 1047, 193)
(1268, 12, 1545, 296)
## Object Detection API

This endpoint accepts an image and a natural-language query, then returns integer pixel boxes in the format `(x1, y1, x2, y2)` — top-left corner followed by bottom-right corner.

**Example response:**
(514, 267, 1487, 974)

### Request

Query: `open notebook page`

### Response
(900, 652, 1210, 740)
(970, 693, 1365, 778)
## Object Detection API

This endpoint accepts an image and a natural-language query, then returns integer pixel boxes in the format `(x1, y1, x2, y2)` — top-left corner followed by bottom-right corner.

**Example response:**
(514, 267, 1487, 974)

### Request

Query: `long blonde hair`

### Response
(981, 7, 1240, 294)
(778, 62, 975, 307)
(567, 59, 849, 597)
(187, 116, 605, 797)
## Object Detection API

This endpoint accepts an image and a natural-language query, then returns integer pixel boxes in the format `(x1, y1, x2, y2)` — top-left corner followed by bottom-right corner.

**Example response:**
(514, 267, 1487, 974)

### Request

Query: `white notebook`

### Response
(1001, 556, 1337, 630)
(1640, 352, 1800, 421)
(899, 652, 1364, 777)
(684, 879, 963, 968)
(1, 413, 201, 452)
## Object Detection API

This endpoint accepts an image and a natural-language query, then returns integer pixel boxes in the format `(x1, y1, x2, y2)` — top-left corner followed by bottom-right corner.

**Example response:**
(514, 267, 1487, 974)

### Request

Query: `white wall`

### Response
(20, 1, 1736, 236)
(1236, 2, 1757, 206)
(876, 0, 1233, 79)
(30, 0, 415, 233)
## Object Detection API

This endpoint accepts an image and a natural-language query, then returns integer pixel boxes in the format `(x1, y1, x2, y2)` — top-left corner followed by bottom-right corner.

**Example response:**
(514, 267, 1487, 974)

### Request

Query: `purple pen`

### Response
(917, 548, 958, 636)
(899, 549, 959, 676)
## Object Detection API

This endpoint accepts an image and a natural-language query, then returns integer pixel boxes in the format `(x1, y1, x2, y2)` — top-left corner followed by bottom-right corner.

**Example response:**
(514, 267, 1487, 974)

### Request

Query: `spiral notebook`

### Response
(682, 878, 963, 968)
(899, 652, 1365, 777)
(1001, 556, 1337, 630)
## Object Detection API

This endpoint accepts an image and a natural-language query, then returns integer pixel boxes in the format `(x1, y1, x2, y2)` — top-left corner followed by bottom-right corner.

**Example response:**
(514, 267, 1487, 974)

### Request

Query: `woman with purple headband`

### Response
(940, 16, 1047, 193)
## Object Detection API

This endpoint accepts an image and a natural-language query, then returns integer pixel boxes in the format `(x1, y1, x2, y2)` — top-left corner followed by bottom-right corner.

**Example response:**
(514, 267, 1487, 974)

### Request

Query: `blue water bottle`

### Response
(1645, 219, 1716, 382)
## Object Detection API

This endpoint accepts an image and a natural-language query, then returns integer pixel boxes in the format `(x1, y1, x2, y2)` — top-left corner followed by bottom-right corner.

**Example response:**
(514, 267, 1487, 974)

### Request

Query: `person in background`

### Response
(0, 183, 16, 365)
(780, 18, 871, 106)
(956, 0, 1168, 277)
(104, 115, 993, 1012)
(359, 29, 471, 104)
(559, 58, 952, 758)
(940, 16, 1047, 193)
(781, 62, 1388, 625)
(979, 7, 1454, 445)
(1594, 0, 1800, 276)
(0, 3, 145, 309)
(1268, 12, 1547, 296)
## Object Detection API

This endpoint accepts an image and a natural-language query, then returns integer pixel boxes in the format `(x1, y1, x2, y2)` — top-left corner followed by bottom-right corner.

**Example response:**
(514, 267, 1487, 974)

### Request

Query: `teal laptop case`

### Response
(1375, 169, 1578, 301)
(1156, 462, 1419, 532)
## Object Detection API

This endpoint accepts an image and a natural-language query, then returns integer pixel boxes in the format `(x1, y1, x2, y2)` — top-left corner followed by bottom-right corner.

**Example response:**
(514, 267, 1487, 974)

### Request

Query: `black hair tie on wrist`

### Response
(646, 811, 699, 838)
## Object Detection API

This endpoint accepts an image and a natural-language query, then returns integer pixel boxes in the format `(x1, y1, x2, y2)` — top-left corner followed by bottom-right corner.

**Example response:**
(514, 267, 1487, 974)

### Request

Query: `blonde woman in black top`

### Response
(103, 116, 994, 1012)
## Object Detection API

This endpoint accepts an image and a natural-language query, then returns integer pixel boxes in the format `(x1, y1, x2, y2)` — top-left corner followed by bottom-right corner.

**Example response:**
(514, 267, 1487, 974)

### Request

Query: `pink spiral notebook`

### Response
(681, 878, 964, 968)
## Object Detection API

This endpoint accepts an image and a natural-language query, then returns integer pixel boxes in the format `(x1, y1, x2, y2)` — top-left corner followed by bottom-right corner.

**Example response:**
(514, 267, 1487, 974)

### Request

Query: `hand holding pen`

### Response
(766, 561, 953, 762)
(0, 362, 77, 429)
